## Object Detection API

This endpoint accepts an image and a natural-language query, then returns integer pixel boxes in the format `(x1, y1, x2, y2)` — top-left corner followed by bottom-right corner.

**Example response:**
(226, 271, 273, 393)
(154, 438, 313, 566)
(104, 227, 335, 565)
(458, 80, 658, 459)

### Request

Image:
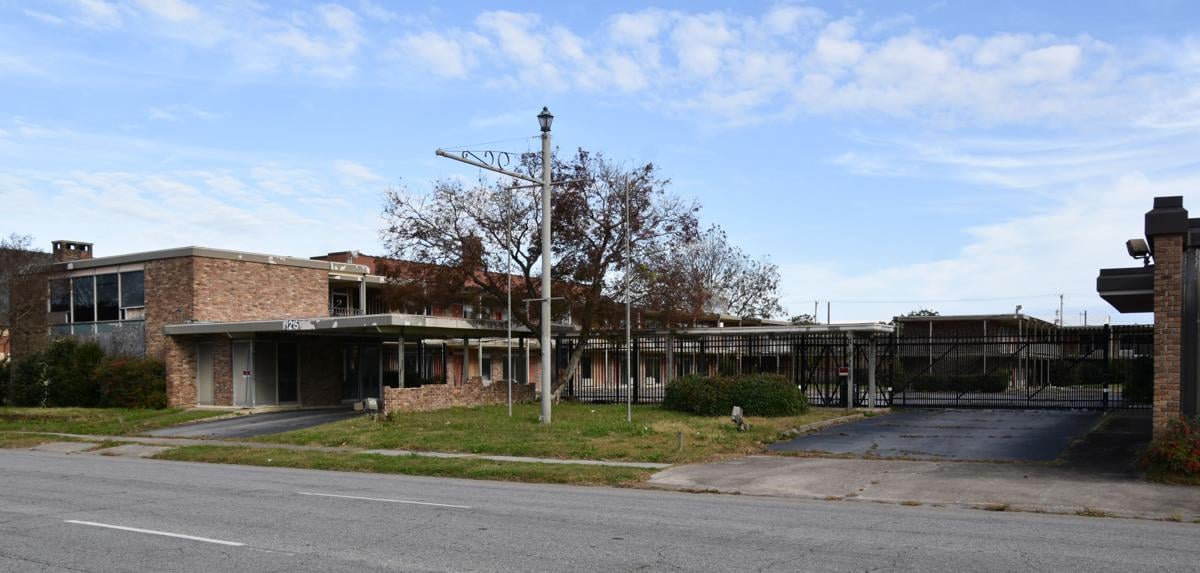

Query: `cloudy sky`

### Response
(1, 1, 1197, 324)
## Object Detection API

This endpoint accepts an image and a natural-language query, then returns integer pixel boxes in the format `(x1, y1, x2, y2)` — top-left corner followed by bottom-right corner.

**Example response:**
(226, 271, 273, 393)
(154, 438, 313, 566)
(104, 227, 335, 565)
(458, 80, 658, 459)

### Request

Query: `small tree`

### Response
(631, 225, 782, 326)
(790, 314, 818, 325)
(0, 233, 50, 357)
(904, 308, 940, 317)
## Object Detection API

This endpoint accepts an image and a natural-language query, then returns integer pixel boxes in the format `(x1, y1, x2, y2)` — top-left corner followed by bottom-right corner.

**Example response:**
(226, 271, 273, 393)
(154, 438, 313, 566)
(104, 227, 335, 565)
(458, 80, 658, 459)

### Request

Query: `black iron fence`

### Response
(559, 324, 1153, 411)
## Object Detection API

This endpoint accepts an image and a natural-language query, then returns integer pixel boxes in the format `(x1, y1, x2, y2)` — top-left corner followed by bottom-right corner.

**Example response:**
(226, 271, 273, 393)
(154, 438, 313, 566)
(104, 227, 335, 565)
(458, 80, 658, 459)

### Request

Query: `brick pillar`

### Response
(1153, 234, 1184, 437)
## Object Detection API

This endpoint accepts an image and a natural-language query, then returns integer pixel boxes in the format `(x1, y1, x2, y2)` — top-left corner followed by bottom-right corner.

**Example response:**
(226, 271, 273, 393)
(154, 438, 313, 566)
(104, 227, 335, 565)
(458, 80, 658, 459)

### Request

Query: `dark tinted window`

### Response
(96, 274, 119, 321)
(72, 276, 94, 323)
(50, 279, 70, 313)
(120, 270, 144, 307)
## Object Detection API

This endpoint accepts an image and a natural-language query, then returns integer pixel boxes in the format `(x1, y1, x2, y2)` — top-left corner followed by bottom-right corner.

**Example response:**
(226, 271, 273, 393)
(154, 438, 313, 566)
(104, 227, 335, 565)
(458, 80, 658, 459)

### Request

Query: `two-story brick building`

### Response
(40, 241, 554, 410)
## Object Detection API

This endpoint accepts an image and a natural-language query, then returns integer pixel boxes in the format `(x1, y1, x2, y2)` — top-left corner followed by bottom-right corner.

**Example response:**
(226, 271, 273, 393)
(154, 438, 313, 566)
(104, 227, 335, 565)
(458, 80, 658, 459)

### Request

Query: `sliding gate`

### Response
(559, 324, 1153, 411)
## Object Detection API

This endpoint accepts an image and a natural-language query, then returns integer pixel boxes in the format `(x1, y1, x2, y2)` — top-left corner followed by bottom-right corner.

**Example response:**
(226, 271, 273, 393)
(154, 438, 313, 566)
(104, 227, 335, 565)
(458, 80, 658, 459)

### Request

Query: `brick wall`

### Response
(149, 256, 331, 407)
(1153, 234, 1184, 438)
(191, 258, 327, 322)
(383, 378, 534, 414)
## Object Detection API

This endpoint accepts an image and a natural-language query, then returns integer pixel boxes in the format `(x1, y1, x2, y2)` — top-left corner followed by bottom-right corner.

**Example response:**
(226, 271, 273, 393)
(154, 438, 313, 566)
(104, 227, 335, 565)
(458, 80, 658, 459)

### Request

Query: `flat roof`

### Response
(164, 316, 894, 339)
(164, 313, 558, 338)
(894, 313, 1055, 327)
(54, 246, 371, 275)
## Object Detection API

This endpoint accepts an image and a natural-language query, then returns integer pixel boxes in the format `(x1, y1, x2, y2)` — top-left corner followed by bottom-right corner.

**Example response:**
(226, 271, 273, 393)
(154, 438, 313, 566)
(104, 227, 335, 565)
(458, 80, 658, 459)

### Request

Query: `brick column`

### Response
(1151, 229, 1186, 437)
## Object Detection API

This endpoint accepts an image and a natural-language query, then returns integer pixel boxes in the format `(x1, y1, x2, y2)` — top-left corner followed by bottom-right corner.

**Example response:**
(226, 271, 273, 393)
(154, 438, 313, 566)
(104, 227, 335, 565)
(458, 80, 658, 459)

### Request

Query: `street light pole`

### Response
(506, 185, 513, 417)
(538, 107, 554, 425)
(625, 174, 633, 423)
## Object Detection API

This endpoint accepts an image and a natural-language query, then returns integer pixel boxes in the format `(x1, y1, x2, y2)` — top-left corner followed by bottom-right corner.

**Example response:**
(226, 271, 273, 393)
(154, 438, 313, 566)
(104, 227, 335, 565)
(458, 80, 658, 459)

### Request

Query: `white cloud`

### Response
(23, 9, 66, 25)
(147, 104, 221, 122)
(72, 0, 124, 29)
(332, 159, 383, 183)
(780, 173, 1180, 324)
(394, 31, 472, 78)
(134, 0, 200, 23)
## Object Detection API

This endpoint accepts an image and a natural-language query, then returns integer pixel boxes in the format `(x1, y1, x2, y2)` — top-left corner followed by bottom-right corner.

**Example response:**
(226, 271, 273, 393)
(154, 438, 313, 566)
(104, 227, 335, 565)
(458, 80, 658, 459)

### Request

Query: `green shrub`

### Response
(8, 354, 47, 407)
(0, 361, 9, 406)
(909, 370, 1009, 393)
(44, 339, 104, 407)
(94, 356, 168, 409)
(1141, 417, 1200, 482)
(663, 374, 807, 417)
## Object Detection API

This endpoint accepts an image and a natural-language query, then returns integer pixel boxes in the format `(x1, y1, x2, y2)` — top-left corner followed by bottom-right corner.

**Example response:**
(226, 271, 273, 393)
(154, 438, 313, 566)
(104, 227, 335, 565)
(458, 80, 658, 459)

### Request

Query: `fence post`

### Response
(890, 332, 899, 407)
(632, 338, 640, 404)
(1102, 324, 1112, 409)
(665, 331, 675, 386)
(567, 339, 575, 398)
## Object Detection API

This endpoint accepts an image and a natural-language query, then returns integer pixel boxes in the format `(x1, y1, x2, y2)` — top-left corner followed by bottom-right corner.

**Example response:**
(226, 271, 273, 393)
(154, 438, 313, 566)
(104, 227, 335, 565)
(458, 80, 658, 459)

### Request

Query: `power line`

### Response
(816, 292, 1097, 305)
(439, 135, 539, 153)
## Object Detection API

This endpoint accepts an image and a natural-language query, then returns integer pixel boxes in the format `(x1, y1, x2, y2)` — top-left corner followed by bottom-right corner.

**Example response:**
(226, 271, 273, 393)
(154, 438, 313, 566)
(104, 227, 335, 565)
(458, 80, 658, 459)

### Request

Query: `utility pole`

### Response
(826, 301, 831, 325)
(813, 300, 818, 321)
(1059, 294, 1064, 327)
(434, 106, 557, 424)
(625, 167, 633, 423)
(538, 107, 554, 424)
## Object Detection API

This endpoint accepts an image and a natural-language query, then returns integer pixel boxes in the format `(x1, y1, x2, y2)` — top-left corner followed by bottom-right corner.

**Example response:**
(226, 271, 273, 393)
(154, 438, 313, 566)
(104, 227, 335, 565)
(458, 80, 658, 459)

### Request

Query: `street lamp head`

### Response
(538, 106, 553, 132)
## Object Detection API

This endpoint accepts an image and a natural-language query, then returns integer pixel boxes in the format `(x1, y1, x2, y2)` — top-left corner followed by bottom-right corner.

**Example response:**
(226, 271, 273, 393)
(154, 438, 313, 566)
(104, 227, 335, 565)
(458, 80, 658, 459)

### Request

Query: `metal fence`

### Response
(559, 324, 1153, 411)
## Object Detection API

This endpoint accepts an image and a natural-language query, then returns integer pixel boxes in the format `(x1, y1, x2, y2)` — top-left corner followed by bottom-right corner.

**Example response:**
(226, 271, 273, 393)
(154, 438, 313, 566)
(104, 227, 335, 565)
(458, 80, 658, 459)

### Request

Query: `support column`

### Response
(398, 332, 405, 389)
(868, 336, 877, 409)
(359, 278, 367, 315)
(665, 332, 675, 386)
(1147, 196, 1188, 438)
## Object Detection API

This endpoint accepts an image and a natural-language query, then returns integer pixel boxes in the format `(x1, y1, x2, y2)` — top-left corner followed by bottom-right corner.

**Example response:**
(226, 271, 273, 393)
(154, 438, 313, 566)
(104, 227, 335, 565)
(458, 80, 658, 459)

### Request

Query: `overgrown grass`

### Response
(1146, 468, 1200, 486)
(0, 407, 226, 436)
(155, 446, 652, 487)
(256, 403, 851, 464)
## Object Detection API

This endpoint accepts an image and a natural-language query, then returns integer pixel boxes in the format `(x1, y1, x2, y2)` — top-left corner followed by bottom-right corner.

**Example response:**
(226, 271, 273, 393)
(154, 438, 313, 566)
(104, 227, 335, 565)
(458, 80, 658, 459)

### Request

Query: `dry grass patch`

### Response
(155, 446, 652, 487)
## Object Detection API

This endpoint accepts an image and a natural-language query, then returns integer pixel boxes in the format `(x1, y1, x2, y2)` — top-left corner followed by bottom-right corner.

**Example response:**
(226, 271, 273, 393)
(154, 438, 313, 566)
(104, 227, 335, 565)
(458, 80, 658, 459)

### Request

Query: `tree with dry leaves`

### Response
(0, 234, 50, 359)
(380, 149, 699, 391)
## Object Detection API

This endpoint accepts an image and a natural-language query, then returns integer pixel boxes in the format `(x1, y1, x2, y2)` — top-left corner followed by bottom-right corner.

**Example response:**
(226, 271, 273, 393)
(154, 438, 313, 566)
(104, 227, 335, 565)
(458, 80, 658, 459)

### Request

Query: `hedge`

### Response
(1, 339, 169, 409)
(908, 370, 1009, 393)
(663, 373, 808, 417)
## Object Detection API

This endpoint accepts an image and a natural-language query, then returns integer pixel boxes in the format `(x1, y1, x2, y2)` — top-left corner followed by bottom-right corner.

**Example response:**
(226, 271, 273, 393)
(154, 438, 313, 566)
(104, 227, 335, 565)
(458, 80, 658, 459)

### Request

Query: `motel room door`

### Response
(196, 343, 215, 406)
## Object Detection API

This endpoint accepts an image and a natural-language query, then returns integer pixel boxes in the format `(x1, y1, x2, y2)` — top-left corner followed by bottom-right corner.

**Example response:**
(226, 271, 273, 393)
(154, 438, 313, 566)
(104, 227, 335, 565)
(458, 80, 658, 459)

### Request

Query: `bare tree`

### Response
(631, 225, 783, 326)
(380, 149, 699, 391)
(0, 234, 50, 358)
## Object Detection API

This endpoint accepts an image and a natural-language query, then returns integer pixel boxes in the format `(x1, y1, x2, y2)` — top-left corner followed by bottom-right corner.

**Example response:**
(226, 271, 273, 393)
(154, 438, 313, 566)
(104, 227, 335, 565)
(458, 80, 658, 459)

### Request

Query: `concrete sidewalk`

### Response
(20, 432, 672, 469)
(648, 455, 1200, 520)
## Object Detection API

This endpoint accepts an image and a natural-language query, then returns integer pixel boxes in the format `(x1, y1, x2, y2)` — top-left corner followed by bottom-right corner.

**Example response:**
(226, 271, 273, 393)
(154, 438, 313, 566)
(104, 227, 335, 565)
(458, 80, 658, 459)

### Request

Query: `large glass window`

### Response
(96, 274, 119, 321)
(49, 279, 70, 313)
(71, 277, 95, 323)
(120, 271, 144, 308)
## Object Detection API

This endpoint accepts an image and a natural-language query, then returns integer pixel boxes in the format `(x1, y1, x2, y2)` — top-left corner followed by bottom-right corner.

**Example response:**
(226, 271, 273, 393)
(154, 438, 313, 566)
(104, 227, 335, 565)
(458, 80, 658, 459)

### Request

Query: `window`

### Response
(120, 270, 144, 308)
(96, 274, 119, 321)
(49, 279, 70, 313)
(481, 356, 492, 380)
(462, 304, 473, 319)
(71, 277, 95, 323)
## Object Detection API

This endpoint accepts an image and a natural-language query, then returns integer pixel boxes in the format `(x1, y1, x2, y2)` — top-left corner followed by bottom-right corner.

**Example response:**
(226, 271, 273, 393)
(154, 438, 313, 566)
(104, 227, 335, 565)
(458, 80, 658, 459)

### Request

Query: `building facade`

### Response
(40, 241, 553, 410)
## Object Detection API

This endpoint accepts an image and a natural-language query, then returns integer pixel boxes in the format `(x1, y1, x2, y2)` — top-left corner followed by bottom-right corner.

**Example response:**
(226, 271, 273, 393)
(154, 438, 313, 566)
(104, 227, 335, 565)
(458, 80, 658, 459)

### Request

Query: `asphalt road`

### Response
(144, 409, 358, 439)
(770, 409, 1102, 461)
(1, 450, 1197, 572)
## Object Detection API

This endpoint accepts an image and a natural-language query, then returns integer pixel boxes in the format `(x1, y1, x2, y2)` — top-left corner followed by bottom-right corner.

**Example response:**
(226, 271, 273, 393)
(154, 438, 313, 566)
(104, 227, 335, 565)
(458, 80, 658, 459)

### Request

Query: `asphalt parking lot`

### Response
(768, 409, 1103, 461)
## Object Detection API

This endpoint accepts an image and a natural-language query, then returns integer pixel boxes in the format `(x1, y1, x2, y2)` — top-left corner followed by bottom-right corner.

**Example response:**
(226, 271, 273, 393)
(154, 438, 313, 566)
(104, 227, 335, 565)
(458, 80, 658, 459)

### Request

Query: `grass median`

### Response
(256, 402, 852, 464)
(0, 407, 226, 435)
(154, 445, 653, 486)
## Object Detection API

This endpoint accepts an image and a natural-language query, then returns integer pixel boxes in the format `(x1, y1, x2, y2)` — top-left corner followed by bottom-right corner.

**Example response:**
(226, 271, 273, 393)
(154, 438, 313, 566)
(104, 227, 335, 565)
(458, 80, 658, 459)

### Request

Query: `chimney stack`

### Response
(52, 240, 93, 263)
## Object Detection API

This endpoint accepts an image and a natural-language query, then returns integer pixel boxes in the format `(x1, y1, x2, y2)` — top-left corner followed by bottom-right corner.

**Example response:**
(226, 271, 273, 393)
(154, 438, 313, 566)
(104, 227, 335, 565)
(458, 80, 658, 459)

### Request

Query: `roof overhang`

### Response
(1097, 265, 1154, 313)
(628, 322, 895, 336)
(163, 313, 567, 338)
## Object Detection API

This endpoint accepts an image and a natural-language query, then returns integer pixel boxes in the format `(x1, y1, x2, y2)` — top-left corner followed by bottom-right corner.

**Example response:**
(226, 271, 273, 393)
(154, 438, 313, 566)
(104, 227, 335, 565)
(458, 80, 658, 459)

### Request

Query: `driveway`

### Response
(768, 409, 1102, 462)
(144, 408, 357, 439)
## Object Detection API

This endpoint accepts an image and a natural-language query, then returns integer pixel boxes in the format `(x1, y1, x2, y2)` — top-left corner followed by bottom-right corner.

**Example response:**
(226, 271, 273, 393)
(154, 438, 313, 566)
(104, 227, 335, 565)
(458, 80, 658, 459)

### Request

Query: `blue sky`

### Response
(1, 1, 1198, 324)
